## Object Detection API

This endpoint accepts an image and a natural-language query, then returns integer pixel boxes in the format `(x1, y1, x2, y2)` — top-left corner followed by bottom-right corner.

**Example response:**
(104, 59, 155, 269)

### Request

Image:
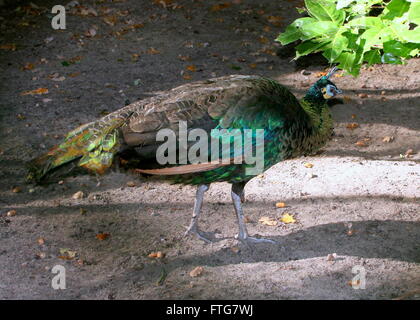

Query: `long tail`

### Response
(26, 117, 127, 184)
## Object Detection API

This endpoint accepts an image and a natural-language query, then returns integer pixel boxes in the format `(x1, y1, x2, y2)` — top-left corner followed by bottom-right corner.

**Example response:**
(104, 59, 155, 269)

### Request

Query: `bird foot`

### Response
(236, 234, 276, 245)
(184, 228, 212, 243)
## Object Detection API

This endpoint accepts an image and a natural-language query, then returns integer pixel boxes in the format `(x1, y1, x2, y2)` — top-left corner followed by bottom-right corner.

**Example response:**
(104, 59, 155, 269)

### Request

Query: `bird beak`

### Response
(333, 87, 342, 95)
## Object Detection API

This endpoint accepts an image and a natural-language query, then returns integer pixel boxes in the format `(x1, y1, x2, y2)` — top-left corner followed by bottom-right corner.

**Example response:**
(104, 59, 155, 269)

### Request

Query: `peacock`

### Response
(26, 67, 342, 244)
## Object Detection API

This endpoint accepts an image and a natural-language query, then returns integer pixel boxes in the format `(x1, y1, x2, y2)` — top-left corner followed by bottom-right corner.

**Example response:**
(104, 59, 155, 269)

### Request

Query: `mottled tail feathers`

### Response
(26, 118, 125, 184)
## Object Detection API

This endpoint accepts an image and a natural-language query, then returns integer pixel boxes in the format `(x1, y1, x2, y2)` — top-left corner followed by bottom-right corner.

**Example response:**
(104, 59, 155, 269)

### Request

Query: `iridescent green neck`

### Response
(303, 84, 326, 108)
(299, 99, 333, 153)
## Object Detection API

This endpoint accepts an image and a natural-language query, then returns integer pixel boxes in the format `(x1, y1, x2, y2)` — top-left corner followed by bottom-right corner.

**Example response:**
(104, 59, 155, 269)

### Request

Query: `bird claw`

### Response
(184, 228, 212, 243)
(237, 235, 277, 245)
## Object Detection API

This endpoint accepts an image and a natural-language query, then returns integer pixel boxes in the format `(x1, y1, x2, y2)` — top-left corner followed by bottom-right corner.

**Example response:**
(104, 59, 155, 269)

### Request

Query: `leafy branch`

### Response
(276, 0, 420, 76)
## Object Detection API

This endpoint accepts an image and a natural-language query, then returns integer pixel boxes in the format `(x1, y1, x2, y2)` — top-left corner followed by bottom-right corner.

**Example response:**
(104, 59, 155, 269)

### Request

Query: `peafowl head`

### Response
(304, 67, 342, 106)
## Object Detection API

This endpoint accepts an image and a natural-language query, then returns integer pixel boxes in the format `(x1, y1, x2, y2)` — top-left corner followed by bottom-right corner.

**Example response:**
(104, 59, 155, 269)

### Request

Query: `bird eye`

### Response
(325, 84, 342, 97)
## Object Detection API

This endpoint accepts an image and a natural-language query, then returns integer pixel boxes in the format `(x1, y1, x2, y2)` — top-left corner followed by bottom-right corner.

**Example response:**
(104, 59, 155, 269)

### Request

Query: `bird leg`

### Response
(231, 182, 276, 244)
(184, 184, 211, 243)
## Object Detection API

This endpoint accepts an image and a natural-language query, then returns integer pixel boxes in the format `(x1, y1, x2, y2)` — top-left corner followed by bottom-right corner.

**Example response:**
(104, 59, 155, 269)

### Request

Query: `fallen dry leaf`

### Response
(6, 210, 17, 217)
(260, 48, 276, 56)
(96, 233, 110, 241)
(210, 3, 231, 11)
(258, 36, 269, 44)
(148, 251, 165, 258)
(382, 136, 394, 143)
(37, 237, 45, 245)
(58, 255, 73, 260)
(21, 62, 35, 71)
(358, 93, 368, 98)
(259, 216, 278, 226)
(147, 47, 160, 55)
(153, 0, 173, 7)
(128, 23, 145, 30)
(36, 252, 46, 259)
(51, 76, 66, 82)
(343, 96, 353, 103)
(69, 56, 83, 64)
(103, 15, 118, 26)
(355, 140, 368, 147)
(178, 55, 191, 61)
(304, 162, 314, 168)
(85, 28, 97, 37)
(126, 181, 137, 187)
(72, 191, 84, 200)
(346, 123, 359, 130)
(267, 15, 283, 26)
(280, 213, 296, 224)
(327, 253, 337, 261)
(190, 266, 204, 277)
(230, 246, 240, 254)
(183, 73, 192, 80)
(68, 72, 80, 78)
(0, 44, 16, 51)
(59, 248, 77, 259)
(248, 63, 257, 69)
(12, 187, 22, 193)
(405, 149, 415, 157)
(131, 53, 140, 62)
(348, 279, 361, 287)
(315, 71, 327, 77)
(21, 88, 49, 95)
(275, 202, 286, 208)
(186, 65, 197, 72)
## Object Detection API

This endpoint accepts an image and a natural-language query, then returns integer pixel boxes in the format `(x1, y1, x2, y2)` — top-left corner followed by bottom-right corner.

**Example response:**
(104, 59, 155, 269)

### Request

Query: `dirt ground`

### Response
(0, 0, 419, 300)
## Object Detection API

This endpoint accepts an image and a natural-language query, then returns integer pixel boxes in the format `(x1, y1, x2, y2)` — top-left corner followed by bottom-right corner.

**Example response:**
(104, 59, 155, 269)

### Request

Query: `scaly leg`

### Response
(184, 184, 211, 243)
(231, 182, 276, 244)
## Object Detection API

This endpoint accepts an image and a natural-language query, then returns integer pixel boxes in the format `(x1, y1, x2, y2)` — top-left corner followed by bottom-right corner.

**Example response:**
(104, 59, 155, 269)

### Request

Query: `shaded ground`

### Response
(0, 0, 419, 299)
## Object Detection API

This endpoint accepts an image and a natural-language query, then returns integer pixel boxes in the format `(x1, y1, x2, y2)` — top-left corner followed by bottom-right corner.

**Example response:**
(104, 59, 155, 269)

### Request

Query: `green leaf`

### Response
(364, 49, 382, 65)
(295, 41, 329, 58)
(276, 17, 317, 45)
(387, 21, 420, 43)
(336, 0, 354, 10)
(381, 52, 403, 64)
(335, 51, 356, 72)
(408, 2, 420, 25)
(337, 51, 361, 76)
(360, 26, 391, 51)
(383, 40, 419, 57)
(305, 0, 346, 25)
(354, 37, 367, 65)
(296, 7, 307, 14)
(323, 28, 349, 61)
(347, 16, 385, 29)
(382, 0, 411, 20)
(300, 21, 339, 40)
(342, 31, 359, 50)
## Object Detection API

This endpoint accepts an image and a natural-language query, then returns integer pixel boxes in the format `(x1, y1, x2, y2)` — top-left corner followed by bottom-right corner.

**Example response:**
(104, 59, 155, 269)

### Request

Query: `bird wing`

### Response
(121, 75, 304, 174)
